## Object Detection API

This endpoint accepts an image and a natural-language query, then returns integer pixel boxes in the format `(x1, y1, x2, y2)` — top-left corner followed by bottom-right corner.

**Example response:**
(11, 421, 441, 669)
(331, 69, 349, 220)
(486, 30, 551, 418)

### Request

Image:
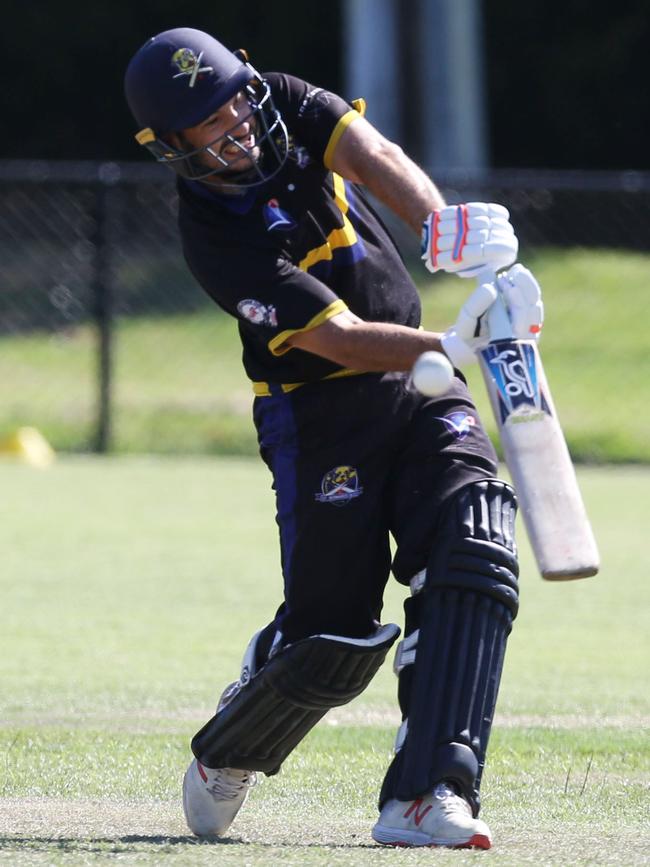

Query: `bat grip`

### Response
(476, 267, 513, 342)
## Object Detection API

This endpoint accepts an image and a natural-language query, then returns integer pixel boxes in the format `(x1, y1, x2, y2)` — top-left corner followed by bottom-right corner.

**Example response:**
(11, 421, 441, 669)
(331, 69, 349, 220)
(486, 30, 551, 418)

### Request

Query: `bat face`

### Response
(481, 341, 548, 423)
(479, 336, 600, 581)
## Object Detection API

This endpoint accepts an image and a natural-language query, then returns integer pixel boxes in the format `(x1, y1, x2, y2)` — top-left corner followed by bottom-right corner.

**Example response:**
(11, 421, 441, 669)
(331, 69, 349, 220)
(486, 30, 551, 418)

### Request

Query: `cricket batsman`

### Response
(125, 27, 543, 849)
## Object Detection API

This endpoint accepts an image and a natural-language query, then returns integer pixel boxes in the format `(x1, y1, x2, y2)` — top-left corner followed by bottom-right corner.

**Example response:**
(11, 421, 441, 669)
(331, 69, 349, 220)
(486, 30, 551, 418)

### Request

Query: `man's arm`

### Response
(286, 309, 445, 370)
(286, 279, 510, 373)
(290, 116, 446, 365)
(292, 113, 518, 369)
(327, 115, 446, 233)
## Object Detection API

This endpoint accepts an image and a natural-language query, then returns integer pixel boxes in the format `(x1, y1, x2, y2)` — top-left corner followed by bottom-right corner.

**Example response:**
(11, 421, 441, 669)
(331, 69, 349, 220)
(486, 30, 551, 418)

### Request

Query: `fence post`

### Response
(91, 170, 114, 453)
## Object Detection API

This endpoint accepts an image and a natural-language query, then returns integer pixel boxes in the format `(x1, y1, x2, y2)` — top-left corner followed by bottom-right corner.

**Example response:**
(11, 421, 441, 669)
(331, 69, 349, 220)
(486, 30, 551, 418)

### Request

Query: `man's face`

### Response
(173, 90, 261, 178)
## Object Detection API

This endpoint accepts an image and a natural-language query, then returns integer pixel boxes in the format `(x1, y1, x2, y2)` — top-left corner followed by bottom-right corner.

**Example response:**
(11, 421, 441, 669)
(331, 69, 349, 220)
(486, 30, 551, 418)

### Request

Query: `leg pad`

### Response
(381, 480, 519, 815)
(192, 623, 399, 774)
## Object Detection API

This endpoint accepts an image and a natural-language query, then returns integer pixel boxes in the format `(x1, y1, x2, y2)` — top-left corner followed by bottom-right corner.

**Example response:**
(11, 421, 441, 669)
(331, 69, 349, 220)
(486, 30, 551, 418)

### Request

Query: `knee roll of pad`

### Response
(192, 623, 399, 774)
(381, 480, 519, 816)
(429, 479, 519, 616)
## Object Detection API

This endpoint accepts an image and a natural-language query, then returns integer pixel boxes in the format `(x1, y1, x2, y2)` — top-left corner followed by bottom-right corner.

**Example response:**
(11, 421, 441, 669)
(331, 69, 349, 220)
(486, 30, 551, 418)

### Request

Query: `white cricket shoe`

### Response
(371, 782, 492, 849)
(182, 758, 256, 837)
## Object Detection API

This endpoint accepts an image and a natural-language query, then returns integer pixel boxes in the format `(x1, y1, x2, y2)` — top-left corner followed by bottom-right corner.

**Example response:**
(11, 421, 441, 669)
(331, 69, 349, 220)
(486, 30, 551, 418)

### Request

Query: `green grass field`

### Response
(1, 247, 649, 461)
(1, 456, 648, 865)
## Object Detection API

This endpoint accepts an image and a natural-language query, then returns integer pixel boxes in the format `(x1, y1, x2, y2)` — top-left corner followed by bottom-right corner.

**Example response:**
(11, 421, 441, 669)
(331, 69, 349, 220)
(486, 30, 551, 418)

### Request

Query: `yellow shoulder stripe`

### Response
(324, 108, 363, 170)
(298, 174, 357, 273)
(267, 298, 348, 357)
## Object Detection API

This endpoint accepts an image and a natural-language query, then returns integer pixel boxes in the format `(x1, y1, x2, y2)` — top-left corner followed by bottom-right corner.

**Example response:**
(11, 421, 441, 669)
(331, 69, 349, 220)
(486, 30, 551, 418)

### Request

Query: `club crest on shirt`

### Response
(315, 465, 363, 506)
(237, 299, 278, 327)
(436, 412, 476, 440)
(263, 198, 297, 232)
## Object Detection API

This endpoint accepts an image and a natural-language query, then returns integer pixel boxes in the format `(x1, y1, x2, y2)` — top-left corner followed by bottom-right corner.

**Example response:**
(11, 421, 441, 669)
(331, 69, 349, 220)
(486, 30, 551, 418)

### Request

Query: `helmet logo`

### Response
(171, 48, 213, 88)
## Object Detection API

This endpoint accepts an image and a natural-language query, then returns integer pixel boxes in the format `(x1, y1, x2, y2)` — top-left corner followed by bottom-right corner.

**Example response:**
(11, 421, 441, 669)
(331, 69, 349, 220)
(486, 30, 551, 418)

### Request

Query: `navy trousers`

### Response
(253, 371, 498, 644)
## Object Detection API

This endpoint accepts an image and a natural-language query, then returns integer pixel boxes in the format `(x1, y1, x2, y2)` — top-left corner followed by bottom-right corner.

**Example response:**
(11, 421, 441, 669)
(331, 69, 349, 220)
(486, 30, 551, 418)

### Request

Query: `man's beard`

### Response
(203, 144, 262, 193)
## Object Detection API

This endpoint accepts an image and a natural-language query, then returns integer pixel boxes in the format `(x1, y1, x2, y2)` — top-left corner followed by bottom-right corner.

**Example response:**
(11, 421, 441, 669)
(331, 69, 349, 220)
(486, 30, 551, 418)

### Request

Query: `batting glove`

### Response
(422, 202, 518, 277)
(495, 263, 544, 340)
(440, 280, 497, 369)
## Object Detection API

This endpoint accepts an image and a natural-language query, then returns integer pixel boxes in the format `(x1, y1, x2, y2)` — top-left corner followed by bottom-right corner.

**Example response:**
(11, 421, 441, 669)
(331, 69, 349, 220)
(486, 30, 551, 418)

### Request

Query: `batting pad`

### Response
(191, 623, 400, 774)
(380, 480, 519, 816)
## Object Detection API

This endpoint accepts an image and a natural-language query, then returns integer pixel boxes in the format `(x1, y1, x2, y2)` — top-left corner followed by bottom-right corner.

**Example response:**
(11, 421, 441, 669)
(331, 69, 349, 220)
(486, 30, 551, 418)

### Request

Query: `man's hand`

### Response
(440, 280, 497, 368)
(422, 203, 518, 277)
(496, 263, 544, 339)
(440, 264, 544, 369)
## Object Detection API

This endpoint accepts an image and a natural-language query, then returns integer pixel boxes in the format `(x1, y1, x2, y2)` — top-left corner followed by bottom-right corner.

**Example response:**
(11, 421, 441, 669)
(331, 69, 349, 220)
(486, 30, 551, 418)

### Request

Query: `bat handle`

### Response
(476, 267, 513, 342)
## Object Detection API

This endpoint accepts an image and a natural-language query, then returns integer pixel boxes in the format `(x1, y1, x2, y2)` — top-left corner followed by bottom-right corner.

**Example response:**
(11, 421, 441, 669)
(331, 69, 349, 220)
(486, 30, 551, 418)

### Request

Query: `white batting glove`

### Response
(422, 203, 518, 277)
(494, 263, 544, 340)
(440, 280, 497, 369)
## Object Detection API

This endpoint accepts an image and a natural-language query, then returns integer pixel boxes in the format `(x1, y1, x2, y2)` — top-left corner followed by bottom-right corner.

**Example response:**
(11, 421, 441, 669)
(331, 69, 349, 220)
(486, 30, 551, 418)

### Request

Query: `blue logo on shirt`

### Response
(263, 198, 297, 232)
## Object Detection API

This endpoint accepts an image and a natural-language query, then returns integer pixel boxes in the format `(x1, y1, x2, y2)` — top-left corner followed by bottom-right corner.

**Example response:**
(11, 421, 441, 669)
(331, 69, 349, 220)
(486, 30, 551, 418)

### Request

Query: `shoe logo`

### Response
(404, 798, 432, 826)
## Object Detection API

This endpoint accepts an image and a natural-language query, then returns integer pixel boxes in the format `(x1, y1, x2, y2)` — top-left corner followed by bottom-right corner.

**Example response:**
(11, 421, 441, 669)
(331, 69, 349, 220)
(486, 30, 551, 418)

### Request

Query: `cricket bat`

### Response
(477, 273, 600, 580)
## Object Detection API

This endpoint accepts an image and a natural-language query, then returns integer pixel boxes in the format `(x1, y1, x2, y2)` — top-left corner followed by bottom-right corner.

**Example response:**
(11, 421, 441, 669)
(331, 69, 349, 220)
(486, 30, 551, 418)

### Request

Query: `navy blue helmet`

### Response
(124, 28, 288, 187)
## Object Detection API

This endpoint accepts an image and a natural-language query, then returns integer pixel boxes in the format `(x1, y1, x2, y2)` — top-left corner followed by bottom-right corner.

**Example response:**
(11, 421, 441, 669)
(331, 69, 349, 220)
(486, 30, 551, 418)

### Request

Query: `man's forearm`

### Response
(288, 317, 445, 372)
(359, 140, 446, 234)
(329, 118, 446, 233)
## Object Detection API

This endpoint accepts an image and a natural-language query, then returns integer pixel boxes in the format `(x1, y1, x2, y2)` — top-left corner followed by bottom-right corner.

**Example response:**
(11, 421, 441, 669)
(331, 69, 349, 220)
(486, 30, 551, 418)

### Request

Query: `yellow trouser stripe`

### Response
(253, 366, 365, 397)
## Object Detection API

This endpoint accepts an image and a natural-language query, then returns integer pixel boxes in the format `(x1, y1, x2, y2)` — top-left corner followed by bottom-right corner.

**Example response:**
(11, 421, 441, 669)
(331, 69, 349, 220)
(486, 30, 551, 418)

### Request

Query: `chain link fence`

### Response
(1, 159, 649, 461)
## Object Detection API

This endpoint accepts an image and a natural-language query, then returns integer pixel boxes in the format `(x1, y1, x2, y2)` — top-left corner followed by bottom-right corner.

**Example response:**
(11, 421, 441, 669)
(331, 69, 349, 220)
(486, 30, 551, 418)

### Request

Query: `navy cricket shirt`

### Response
(178, 73, 422, 395)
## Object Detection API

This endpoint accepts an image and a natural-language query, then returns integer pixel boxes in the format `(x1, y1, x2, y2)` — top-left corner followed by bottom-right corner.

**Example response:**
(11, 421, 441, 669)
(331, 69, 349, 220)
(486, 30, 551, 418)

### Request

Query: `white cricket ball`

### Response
(411, 351, 454, 396)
